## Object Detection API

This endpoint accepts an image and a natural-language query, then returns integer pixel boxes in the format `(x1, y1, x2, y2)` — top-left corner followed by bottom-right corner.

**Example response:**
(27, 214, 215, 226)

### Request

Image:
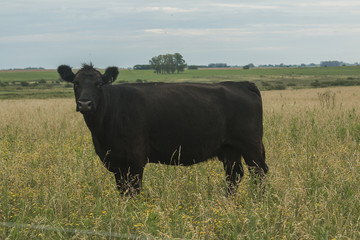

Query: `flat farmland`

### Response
(1, 86, 360, 239)
(1, 66, 360, 99)
(1, 66, 360, 83)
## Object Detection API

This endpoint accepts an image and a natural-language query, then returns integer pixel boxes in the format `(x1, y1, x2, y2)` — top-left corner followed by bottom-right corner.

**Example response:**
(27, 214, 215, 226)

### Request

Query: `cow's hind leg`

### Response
(218, 147, 244, 194)
(242, 142, 268, 184)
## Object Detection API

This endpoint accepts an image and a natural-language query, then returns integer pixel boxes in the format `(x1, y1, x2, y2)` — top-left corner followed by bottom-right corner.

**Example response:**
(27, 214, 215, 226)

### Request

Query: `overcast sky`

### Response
(1, 0, 360, 69)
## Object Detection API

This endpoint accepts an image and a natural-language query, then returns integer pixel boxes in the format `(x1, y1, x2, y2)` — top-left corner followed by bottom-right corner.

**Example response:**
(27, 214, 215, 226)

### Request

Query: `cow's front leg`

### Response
(114, 167, 144, 196)
(102, 143, 147, 195)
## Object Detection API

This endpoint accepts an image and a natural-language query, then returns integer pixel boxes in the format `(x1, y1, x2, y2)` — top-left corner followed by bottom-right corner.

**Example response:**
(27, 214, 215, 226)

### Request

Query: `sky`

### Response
(1, 0, 360, 69)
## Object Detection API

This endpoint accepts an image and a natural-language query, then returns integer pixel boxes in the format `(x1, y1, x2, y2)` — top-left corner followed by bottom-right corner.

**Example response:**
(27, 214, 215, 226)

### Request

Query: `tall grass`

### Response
(1, 87, 360, 239)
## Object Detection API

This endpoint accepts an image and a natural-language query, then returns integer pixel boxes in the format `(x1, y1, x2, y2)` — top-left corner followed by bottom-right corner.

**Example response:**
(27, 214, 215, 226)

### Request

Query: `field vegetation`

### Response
(1, 85, 360, 239)
(1, 66, 360, 99)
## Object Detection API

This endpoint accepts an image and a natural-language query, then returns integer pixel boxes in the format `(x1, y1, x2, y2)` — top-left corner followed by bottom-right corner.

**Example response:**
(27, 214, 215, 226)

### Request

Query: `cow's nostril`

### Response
(77, 100, 93, 112)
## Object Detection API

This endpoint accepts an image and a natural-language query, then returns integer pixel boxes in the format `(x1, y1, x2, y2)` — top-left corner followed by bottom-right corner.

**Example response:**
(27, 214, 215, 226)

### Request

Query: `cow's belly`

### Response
(148, 129, 224, 165)
(148, 146, 220, 166)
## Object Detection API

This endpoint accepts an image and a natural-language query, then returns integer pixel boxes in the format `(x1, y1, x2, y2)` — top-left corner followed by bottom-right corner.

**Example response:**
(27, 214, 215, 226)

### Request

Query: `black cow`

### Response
(58, 64, 268, 195)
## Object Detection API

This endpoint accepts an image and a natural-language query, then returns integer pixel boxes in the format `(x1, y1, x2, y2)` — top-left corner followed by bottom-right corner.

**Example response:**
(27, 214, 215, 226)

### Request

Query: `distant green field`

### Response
(1, 66, 360, 99)
(1, 66, 360, 83)
(0, 71, 59, 82)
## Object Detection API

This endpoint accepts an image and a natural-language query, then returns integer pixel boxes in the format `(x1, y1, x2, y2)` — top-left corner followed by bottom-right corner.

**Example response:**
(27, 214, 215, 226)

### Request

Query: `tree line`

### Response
(149, 53, 187, 74)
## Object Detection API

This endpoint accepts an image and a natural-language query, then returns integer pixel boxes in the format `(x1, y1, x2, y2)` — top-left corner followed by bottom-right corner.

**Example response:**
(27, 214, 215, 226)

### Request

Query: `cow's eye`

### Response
(95, 81, 103, 88)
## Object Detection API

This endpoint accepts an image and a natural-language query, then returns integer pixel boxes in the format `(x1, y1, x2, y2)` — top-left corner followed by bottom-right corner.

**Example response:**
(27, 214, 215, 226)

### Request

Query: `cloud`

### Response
(253, 23, 360, 36)
(144, 24, 360, 39)
(248, 46, 287, 52)
(211, 3, 279, 10)
(141, 6, 198, 13)
(0, 34, 65, 44)
(0, 30, 141, 44)
(145, 28, 212, 36)
(143, 28, 257, 42)
(292, 1, 360, 7)
(210, 1, 360, 16)
(272, 0, 360, 15)
(145, 28, 253, 35)
(1, 0, 360, 68)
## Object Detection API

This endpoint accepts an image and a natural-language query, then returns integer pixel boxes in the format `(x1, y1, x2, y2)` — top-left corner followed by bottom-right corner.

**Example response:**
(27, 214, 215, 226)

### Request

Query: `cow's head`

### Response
(57, 64, 119, 113)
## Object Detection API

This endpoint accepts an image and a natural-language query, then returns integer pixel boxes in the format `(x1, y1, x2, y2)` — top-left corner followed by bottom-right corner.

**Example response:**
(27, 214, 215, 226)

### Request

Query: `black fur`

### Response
(103, 67, 119, 84)
(57, 64, 268, 195)
(57, 65, 75, 82)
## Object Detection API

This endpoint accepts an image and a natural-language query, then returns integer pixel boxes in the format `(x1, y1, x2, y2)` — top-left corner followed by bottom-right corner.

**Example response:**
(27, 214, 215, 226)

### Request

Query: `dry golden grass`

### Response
(1, 86, 360, 239)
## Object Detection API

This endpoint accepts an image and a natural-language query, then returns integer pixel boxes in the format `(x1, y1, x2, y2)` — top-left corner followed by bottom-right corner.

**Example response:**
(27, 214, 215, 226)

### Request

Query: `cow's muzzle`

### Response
(77, 100, 93, 112)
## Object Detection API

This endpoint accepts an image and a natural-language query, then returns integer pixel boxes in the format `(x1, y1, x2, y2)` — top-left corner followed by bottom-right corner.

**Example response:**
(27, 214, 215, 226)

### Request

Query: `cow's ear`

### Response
(103, 66, 119, 84)
(57, 65, 75, 83)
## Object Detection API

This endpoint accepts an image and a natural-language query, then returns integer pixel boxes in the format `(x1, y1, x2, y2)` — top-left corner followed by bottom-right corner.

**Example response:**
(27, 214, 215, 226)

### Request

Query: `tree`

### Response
(164, 54, 175, 74)
(173, 53, 187, 73)
(149, 53, 187, 74)
(149, 56, 162, 74)
(243, 63, 254, 70)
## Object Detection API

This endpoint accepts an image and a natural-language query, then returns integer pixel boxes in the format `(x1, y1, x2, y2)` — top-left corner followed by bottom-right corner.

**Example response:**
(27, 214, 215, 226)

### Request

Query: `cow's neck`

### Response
(82, 107, 106, 139)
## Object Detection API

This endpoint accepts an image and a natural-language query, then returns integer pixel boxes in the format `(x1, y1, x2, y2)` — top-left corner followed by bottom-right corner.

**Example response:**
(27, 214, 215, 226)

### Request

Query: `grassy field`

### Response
(1, 66, 360, 83)
(1, 86, 360, 239)
(1, 66, 360, 99)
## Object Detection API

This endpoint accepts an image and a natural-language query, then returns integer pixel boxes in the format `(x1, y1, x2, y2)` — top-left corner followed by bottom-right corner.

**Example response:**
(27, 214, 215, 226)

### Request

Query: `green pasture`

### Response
(2, 66, 360, 83)
(1, 66, 360, 99)
(0, 71, 59, 83)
